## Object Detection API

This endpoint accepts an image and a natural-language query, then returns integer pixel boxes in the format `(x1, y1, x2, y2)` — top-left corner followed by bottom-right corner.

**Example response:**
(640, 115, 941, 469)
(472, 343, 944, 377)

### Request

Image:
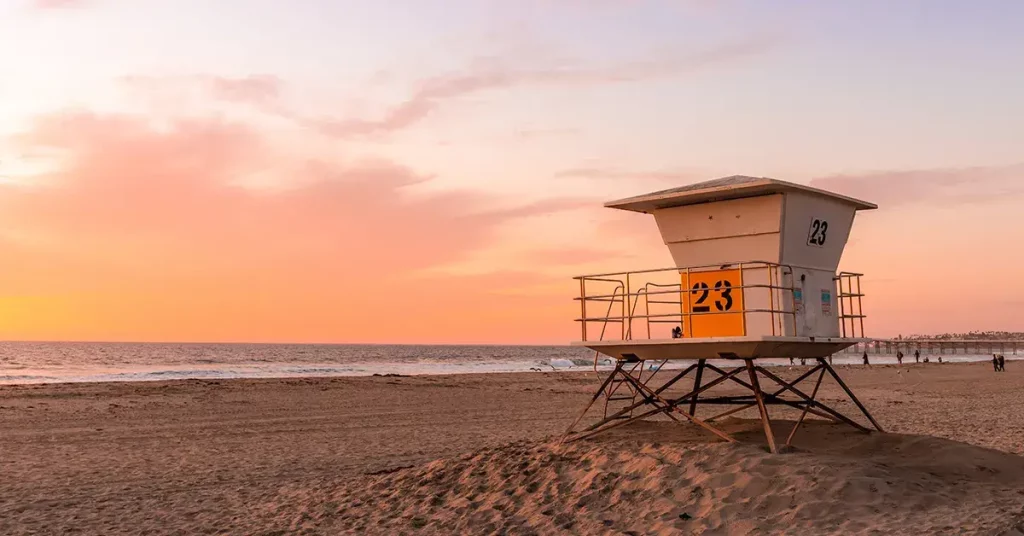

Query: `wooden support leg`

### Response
(619, 370, 736, 444)
(689, 359, 706, 416)
(786, 367, 826, 446)
(598, 364, 697, 425)
(605, 360, 645, 418)
(561, 362, 623, 443)
(562, 364, 697, 443)
(566, 366, 725, 444)
(819, 358, 885, 432)
(566, 365, 744, 444)
(704, 364, 822, 422)
(754, 366, 869, 433)
(705, 364, 842, 425)
(745, 359, 778, 453)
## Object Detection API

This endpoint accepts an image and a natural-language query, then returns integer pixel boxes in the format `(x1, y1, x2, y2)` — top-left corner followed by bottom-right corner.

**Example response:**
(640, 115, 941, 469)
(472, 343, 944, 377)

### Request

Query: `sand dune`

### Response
(271, 420, 1024, 535)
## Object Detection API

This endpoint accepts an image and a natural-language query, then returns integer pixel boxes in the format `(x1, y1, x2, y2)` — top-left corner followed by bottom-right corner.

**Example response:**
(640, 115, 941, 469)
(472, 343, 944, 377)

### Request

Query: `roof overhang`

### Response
(605, 176, 877, 214)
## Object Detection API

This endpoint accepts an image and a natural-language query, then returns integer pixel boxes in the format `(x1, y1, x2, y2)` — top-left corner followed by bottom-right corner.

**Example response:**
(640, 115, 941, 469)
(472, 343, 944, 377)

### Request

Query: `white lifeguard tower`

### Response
(562, 176, 882, 452)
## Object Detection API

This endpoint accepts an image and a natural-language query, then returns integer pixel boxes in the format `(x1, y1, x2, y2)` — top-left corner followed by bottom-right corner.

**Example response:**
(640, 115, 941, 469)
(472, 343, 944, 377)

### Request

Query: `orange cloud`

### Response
(0, 111, 591, 343)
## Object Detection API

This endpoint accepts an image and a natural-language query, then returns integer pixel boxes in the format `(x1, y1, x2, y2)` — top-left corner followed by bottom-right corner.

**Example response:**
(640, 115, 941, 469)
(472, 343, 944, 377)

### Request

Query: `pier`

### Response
(841, 339, 1020, 356)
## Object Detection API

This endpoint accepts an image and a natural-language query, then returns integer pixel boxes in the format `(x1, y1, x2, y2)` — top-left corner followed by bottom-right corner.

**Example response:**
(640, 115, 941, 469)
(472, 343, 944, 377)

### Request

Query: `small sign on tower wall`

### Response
(807, 217, 829, 247)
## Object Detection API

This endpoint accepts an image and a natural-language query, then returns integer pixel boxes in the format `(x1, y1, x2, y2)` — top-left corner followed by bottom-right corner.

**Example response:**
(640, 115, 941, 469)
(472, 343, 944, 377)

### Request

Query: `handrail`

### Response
(592, 284, 623, 372)
(624, 287, 646, 341)
(835, 272, 867, 338)
(576, 282, 795, 302)
(576, 308, 797, 322)
(639, 282, 681, 340)
(576, 261, 868, 341)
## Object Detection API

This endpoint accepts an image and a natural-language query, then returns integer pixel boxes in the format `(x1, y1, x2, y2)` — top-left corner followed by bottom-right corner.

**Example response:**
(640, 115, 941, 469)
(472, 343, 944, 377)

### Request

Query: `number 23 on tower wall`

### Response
(681, 268, 745, 338)
(807, 218, 828, 247)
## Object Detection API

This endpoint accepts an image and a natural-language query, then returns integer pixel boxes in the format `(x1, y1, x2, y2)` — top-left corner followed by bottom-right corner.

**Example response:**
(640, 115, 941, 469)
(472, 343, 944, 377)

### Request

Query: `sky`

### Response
(0, 0, 1022, 344)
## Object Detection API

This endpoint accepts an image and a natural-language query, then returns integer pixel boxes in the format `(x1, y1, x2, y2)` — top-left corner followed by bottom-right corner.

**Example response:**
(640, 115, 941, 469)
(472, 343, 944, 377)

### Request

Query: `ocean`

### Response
(0, 341, 1015, 385)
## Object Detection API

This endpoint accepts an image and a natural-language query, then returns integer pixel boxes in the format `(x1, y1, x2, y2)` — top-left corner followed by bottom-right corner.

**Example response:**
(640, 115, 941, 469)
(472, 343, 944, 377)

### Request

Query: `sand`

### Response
(1, 362, 1023, 535)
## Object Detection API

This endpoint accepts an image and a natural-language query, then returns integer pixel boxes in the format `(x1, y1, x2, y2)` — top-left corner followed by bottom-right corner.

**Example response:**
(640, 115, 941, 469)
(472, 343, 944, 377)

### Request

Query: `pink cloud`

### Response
(555, 167, 702, 183)
(304, 35, 780, 138)
(31, 0, 86, 8)
(515, 127, 580, 140)
(4, 111, 588, 270)
(121, 74, 285, 111)
(0, 111, 596, 342)
(120, 35, 779, 141)
(810, 164, 1024, 208)
(206, 75, 283, 105)
(527, 247, 634, 266)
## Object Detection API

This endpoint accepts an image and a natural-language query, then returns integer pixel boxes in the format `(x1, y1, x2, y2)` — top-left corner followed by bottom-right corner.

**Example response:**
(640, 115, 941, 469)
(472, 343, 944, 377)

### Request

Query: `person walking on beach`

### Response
(914, 350, 920, 363)
(897, 351, 904, 365)
(863, 352, 869, 366)
(998, 354, 1006, 372)
(993, 354, 1000, 372)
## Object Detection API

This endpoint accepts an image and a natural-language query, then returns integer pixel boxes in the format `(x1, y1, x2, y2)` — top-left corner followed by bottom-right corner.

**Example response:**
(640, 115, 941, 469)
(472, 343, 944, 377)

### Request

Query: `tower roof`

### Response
(604, 175, 877, 213)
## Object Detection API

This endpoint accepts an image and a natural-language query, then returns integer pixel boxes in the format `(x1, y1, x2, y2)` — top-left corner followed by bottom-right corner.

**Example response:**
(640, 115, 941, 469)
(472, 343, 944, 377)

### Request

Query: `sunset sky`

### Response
(1, 0, 1022, 344)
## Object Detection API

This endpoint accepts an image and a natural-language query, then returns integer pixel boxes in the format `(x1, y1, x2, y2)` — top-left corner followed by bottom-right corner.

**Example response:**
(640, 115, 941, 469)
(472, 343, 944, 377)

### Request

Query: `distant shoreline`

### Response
(1, 354, 1016, 387)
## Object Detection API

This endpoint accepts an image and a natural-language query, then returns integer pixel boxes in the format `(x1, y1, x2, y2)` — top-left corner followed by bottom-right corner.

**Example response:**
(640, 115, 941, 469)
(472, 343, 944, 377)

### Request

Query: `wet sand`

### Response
(1, 362, 1023, 534)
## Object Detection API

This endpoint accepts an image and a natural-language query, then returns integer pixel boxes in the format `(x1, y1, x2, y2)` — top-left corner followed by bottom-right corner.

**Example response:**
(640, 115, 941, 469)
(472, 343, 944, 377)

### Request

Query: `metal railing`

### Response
(836, 272, 866, 339)
(574, 261, 867, 342)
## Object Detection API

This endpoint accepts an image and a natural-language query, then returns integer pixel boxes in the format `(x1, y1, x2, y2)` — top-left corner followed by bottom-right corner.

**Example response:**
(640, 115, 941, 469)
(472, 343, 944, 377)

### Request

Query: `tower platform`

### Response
(574, 336, 865, 362)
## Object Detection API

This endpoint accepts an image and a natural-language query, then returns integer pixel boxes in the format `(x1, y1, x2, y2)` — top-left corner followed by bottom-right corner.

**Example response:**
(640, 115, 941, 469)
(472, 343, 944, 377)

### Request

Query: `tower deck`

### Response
(575, 336, 864, 362)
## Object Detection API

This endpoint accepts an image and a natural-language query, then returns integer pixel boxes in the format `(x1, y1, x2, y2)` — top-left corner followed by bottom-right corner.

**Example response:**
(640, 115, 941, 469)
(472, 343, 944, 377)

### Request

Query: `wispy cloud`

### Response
(121, 74, 286, 114)
(31, 0, 86, 8)
(120, 34, 780, 141)
(526, 246, 634, 266)
(514, 127, 580, 140)
(556, 167, 702, 183)
(462, 197, 593, 221)
(205, 75, 283, 106)
(810, 164, 1024, 208)
(304, 35, 780, 138)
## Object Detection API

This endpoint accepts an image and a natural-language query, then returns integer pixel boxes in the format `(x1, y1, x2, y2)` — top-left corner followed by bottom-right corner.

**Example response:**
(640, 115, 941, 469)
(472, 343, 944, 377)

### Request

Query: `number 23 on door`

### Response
(682, 269, 745, 338)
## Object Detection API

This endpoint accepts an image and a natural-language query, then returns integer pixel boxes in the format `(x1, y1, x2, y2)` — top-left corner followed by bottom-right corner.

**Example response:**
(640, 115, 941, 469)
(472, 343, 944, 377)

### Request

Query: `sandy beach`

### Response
(2, 362, 1023, 535)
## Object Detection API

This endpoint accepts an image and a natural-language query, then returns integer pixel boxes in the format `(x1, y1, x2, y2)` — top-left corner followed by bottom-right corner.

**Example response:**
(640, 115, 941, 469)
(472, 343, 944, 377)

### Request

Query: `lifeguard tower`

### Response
(562, 176, 881, 452)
